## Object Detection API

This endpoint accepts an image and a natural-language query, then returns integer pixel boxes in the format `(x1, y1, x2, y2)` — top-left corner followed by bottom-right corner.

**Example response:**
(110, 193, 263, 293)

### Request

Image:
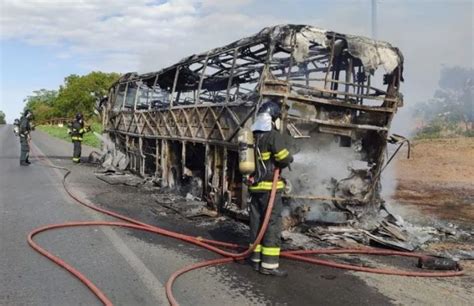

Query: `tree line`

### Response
(0, 111, 6, 124)
(23, 71, 120, 123)
(414, 66, 473, 138)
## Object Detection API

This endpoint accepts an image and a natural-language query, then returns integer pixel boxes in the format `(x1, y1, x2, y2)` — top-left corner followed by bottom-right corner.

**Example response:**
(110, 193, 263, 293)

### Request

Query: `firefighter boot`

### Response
(240, 258, 260, 272)
(249, 260, 260, 272)
(235, 258, 260, 271)
(259, 267, 288, 277)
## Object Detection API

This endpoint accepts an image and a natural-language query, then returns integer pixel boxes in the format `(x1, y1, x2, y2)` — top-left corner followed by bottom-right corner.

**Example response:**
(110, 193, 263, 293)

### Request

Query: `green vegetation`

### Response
(0, 111, 5, 124)
(37, 122, 103, 148)
(413, 118, 474, 139)
(21, 71, 119, 146)
(414, 66, 473, 139)
(23, 71, 120, 123)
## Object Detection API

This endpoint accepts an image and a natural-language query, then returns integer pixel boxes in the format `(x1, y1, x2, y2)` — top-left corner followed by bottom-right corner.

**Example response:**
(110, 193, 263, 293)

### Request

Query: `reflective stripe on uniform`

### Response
(259, 151, 271, 161)
(262, 246, 280, 256)
(250, 244, 262, 263)
(274, 149, 289, 161)
(71, 136, 83, 141)
(261, 262, 279, 269)
(79, 128, 85, 133)
(253, 244, 262, 253)
(249, 180, 285, 191)
(72, 157, 80, 161)
(262, 246, 280, 269)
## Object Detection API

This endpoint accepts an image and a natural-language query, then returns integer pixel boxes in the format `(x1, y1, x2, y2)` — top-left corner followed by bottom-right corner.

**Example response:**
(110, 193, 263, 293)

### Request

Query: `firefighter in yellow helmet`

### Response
(248, 99, 293, 277)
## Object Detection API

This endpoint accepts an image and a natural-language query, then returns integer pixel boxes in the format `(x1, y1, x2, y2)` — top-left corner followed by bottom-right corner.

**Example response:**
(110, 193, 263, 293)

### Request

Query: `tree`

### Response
(23, 89, 59, 122)
(439, 66, 473, 91)
(55, 71, 120, 118)
(0, 111, 5, 124)
(460, 79, 473, 132)
(22, 71, 120, 123)
(415, 66, 473, 136)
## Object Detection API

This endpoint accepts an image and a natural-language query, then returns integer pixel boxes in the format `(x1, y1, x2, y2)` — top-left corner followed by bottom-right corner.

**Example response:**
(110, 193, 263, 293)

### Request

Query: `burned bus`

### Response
(100, 25, 405, 224)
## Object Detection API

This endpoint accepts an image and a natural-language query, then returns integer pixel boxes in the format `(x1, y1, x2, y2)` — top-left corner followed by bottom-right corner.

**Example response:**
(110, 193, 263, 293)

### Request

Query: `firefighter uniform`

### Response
(70, 115, 86, 163)
(19, 111, 33, 166)
(249, 104, 293, 276)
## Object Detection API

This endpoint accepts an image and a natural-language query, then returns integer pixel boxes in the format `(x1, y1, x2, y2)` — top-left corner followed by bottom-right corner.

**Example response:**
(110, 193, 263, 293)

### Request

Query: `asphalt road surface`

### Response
(0, 124, 393, 305)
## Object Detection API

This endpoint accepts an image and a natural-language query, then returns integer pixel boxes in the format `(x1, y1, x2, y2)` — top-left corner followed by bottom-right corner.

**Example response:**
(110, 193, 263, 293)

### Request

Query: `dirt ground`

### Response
(392, 137, 474, 225)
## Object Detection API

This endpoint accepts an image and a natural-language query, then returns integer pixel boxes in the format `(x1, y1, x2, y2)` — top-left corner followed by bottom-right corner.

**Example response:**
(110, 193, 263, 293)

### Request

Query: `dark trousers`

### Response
(73, 140, 82, 162)
(249, 191, 283, 269)
(20, 137, 30, 163)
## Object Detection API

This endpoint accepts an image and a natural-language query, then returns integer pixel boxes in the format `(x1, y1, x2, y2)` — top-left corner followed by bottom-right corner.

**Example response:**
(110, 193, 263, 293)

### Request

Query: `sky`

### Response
(0, 0, 473, 129)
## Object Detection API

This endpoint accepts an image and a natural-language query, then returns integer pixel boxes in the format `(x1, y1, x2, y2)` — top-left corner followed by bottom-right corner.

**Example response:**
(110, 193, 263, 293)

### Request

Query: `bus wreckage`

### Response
(99, 24, 407, 231)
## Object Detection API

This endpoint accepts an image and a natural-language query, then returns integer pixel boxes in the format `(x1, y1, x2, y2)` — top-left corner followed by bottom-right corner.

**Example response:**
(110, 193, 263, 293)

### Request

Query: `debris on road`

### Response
(95, 172, 143, 187)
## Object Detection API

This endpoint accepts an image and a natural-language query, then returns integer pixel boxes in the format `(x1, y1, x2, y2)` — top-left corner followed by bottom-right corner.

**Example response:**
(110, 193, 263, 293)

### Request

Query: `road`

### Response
(0, 123, 405, 305)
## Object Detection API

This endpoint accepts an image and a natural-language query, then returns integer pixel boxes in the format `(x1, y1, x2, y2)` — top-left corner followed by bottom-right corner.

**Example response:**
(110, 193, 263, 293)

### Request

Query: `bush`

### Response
(415, 118, 472, 139)
(415, 121, 443, 139)
(38, 121, 103, 149)
(463, 130, 474, 137)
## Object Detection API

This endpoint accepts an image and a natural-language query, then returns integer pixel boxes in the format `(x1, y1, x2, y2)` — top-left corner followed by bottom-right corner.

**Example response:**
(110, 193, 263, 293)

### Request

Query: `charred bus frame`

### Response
(101, 25, 404, 217)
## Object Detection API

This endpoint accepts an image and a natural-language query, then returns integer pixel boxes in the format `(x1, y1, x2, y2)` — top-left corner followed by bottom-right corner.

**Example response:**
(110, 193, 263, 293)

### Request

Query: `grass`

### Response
(414, 119, 474, 140)
(37, 121, 103, 148)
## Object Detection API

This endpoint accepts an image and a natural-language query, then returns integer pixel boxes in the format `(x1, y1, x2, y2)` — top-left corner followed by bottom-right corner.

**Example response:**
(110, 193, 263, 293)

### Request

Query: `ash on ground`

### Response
(94, 168, 473, 262)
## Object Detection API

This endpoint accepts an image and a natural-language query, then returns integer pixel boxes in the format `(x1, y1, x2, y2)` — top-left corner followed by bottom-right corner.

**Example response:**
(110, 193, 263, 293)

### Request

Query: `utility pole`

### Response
(371, 0, 377, 39)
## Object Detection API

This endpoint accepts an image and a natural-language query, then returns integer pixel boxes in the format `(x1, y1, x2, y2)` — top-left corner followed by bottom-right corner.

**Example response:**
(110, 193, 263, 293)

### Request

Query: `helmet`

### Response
(257, 100, 281, 120)
(24, 109, 33, 119)
(14, 118, 20, 125)
(252, 100, 282, 132)
(75, 112, 83, 120)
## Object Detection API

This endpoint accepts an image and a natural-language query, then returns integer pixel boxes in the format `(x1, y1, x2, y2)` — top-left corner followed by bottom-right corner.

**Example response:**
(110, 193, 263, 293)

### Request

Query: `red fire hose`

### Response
(27, 147, 464, 306)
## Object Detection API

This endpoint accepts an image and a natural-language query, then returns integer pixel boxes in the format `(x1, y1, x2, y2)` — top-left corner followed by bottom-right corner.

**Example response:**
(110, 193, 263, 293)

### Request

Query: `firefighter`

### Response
(13, 118, 20, 136)
(19, 110, 34, 166)
(68, 112, 88, 163)
(248, 99, 293, 277)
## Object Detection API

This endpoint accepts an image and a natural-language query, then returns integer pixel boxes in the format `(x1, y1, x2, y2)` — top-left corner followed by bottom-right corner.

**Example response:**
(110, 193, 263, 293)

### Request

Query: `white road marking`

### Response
(31, 142, 168, 305)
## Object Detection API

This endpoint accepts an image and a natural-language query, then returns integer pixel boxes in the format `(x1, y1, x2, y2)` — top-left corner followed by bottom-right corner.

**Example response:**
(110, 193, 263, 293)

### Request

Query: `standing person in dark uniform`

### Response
(248, 100, 293, 277)
(19, 110, 34, 166)
(68, 112, 87, 163)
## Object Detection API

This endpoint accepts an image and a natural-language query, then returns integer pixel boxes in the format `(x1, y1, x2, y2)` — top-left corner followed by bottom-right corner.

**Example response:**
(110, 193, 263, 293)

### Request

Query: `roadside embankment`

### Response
(37, 122, 103, 148)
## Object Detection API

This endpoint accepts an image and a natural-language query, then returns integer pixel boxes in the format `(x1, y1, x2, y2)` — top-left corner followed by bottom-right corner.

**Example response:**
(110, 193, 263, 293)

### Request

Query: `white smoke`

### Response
(283, 132, 371, 221)
(288, 137, 354, 195)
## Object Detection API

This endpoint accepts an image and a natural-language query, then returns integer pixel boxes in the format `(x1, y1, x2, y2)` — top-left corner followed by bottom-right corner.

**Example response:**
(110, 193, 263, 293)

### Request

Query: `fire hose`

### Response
(27, 145, 464, 306)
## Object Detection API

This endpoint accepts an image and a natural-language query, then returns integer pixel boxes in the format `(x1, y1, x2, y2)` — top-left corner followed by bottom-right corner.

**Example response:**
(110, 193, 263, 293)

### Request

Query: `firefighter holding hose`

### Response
(247, 99, 293, 277)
